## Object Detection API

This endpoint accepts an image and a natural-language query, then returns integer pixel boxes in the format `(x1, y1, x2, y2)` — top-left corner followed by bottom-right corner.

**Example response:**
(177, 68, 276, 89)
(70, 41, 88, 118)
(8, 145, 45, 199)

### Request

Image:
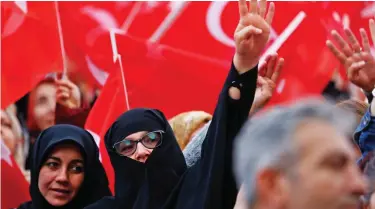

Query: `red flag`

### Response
(1, 2, 63, 108)
(85, 66, 127, 193)
(115, 34, 229, 118)
(1, 140, 30, 209)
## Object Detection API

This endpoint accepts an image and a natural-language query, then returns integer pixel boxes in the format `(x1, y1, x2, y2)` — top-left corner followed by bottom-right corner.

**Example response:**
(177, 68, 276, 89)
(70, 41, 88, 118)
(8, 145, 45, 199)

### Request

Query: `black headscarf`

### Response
(101, 108, 187, 209)
(85, 63, 258, 209)
(18, 124, 111, 209)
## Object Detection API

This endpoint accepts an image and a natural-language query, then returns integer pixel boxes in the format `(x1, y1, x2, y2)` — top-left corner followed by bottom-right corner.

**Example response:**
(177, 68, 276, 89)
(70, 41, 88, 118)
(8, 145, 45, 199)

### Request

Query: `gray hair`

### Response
(234, 98, 357, 205)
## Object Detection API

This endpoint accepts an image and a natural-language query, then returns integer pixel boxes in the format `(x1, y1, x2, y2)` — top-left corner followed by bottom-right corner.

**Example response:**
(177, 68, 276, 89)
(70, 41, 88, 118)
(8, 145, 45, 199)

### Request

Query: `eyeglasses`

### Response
(113, 130, 164, 157)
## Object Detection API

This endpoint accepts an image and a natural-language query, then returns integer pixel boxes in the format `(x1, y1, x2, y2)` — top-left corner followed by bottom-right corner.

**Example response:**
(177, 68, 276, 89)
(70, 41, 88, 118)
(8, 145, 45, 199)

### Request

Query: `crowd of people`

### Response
(2, 0, 375, 209)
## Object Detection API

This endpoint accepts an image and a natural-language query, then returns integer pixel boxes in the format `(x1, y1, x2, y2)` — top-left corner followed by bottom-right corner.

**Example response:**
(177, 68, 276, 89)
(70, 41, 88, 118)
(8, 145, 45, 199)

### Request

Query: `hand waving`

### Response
(234, 0, 275, 74)
(250, 53, 284, 113)
(326, 19, 375, 92)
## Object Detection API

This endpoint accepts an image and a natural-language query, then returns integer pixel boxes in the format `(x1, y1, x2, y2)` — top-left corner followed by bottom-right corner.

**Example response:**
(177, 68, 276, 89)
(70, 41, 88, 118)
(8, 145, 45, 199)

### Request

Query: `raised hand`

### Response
(250, 53, 284, 113)
(326, 21, 375, 92)
(55, 77, 82, 109)
(233, 0, 275, 74)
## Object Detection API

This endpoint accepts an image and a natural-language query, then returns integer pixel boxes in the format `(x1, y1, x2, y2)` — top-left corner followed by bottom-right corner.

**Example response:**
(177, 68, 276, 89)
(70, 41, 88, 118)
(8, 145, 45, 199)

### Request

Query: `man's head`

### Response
(234, 99, 367, 209)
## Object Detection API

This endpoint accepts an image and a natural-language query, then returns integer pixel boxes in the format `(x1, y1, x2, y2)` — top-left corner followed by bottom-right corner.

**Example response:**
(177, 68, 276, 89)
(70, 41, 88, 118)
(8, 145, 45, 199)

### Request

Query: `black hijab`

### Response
(100, 108, 187, 209)
(18, 124, 111, 209)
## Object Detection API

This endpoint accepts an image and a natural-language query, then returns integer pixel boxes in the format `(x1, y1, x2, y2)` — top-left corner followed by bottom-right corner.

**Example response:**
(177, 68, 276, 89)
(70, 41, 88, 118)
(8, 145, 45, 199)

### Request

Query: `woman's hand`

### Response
(233, 0, 275, 74)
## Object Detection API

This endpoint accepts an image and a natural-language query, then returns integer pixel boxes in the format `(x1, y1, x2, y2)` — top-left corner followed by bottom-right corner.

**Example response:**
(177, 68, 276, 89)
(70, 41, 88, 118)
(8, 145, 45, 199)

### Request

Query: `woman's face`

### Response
(1, 110, 17, 153)
(124, 131, 153, 163)
(32, 83, 56, 131)
(38, 143, 85, 207)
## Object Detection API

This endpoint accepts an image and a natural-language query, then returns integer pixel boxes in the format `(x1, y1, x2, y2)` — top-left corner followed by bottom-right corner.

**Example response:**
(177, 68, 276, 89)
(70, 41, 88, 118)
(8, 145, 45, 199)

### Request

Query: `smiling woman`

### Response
(18, 124, 111, 209)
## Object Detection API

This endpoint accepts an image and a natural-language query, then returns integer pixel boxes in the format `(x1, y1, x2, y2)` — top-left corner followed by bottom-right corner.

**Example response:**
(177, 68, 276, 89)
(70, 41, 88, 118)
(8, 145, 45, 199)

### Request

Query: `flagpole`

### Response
(54, 1, 68, 79)
(116, 54, 131, 110)
(120, 1, 143, 33)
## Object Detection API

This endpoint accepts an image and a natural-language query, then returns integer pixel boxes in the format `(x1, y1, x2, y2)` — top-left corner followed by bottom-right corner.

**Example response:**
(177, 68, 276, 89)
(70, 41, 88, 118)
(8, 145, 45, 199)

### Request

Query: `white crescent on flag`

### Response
(2, 1, 27, 38)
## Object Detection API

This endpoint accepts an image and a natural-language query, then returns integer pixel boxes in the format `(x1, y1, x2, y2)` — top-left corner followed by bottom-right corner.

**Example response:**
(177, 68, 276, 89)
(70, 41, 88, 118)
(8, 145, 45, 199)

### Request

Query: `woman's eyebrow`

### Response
(48, 156, 61, 162)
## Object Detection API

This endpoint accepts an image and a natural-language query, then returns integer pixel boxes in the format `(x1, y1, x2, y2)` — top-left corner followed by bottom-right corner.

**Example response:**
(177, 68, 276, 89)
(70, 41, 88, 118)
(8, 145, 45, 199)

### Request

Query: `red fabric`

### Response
(84, 67, 126, 193)
(1, 2, 63, 108)
(1, 143, 30, 209)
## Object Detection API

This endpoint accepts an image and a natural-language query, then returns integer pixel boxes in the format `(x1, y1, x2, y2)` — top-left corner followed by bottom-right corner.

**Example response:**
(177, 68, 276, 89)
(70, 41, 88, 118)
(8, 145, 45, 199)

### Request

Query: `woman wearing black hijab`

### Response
(18, 124, 111, 209)
(86, 0, 275, 208)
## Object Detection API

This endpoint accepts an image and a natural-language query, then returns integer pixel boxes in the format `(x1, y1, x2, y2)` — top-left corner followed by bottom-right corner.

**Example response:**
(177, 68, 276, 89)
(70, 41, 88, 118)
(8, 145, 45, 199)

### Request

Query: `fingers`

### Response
(347, 61, 363, 80)
(259, 54, 272, 77)
(265, 54, 277, 78)
(250, 0, 258, 14)
(344, 28, 361, 53)
(257, 75, 267, 86)
(360, 51, 375, 63)
(369, 19, 375, 46)
(265, 2, 275, 25)
(271, 57, 284, 82)
(326, 40, 347, 65)
(55, 78, 74, 90)
(56, 89, 70, 101)
(238, 0, 249, 17)
(259, 0, 267, 18)
(331, 30, 353, 57)
(352, 53, 362, 63)
(234, 25, 262, 43)
(360, 28, 371, 53)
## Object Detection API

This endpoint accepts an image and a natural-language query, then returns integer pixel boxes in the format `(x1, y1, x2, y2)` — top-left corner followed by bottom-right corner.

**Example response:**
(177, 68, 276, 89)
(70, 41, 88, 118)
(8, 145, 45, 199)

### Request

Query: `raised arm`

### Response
(172, 1, 276, 209)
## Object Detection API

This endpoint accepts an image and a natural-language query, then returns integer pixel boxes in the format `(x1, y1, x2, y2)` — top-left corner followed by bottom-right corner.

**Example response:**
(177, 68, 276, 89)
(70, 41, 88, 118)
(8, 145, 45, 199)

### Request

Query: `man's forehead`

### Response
(292, 119, 354, 157)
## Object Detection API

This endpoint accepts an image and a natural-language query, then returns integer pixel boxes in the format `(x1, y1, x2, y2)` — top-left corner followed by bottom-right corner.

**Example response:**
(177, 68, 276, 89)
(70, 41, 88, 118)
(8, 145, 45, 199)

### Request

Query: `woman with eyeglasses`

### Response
(85, 1, 275, 209)
(18, 124, 111, 209)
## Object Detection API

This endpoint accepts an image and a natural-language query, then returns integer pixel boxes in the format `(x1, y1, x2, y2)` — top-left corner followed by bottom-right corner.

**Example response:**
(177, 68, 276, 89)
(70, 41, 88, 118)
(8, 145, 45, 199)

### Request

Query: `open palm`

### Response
(234, 0, 275, 73)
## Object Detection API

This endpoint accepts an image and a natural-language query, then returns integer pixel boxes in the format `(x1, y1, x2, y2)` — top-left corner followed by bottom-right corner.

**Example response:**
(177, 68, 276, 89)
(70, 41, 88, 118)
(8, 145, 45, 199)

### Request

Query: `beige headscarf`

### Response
(168, 111, 212, 150)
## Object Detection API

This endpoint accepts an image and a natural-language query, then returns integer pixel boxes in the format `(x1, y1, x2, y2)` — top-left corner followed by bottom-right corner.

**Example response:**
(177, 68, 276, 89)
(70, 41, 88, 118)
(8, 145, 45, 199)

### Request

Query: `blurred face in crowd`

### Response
(1, 110, 18, 153)
(283, 119, 367, 209)
(38, 144, 84, 206)
(32, 82, 56, 131)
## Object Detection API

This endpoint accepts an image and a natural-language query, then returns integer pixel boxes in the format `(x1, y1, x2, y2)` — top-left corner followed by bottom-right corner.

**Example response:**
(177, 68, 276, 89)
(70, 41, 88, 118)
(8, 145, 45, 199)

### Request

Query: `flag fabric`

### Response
(1, 140, 30, 209)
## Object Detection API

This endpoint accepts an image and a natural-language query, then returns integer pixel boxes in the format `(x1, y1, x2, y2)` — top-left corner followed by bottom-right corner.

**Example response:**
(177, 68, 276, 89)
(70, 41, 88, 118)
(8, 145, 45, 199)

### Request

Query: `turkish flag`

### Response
(85, 66, 126, 193)
(1, 1, 63, 108)
(115, 34, 228, 118)
(156, 2, 374, 106)
(1, 140, 30, 209)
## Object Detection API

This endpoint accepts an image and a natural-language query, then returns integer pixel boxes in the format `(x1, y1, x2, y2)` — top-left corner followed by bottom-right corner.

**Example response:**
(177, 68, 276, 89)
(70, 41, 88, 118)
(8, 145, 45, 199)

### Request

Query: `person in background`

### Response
(327, 14, 375, 160)
(24, 76, 85, 170)
(326, 15, 375, 103)
(18, 124, 111, 209)
(1, 105, 30, 180)
(234, 99, 366, 209)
